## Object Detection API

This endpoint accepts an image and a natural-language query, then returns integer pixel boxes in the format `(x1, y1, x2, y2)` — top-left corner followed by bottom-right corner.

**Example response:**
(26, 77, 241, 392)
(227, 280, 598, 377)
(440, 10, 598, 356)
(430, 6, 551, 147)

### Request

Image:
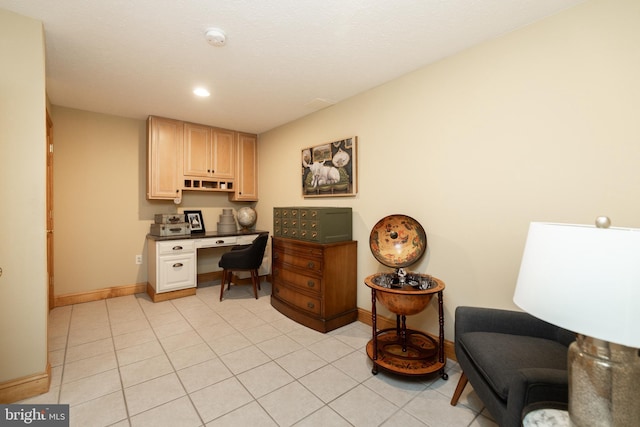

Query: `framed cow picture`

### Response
(302, 136, 357, 198)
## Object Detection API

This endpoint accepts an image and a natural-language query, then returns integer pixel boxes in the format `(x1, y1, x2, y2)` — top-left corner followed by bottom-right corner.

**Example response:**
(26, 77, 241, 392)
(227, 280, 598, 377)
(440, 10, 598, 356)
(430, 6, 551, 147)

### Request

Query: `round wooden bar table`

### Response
(364, 273, 448, 379)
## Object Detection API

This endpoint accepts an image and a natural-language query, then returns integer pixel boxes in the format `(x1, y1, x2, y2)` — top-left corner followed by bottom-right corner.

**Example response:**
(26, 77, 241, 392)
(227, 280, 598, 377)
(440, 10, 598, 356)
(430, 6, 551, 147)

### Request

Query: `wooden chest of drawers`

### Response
(271, 237, 357, 332)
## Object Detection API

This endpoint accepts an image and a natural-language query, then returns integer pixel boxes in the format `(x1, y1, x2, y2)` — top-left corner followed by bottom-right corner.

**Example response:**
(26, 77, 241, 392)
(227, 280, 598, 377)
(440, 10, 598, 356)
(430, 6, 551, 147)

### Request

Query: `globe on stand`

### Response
(237, 207, 257, 230)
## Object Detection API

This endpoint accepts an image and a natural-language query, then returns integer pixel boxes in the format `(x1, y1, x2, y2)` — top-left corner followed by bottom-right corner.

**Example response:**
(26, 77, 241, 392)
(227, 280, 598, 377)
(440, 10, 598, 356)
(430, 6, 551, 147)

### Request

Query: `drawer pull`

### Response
(172, 245, 183, 250)
(173, 263, 183, 268)
(307, 280, 315, 288)
(307, 302, 315, 309)
(307, 261, 315, 269)
(216, 240, 225, 244)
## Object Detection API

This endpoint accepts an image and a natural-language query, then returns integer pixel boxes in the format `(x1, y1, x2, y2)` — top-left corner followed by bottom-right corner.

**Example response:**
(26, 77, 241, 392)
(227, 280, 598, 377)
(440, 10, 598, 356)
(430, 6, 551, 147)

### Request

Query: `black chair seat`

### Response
(459, 332, 569, 401)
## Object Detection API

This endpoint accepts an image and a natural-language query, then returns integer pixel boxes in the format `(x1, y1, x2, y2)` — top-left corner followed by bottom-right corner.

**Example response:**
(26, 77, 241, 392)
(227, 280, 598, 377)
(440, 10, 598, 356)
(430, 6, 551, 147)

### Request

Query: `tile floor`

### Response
(20, 281, 497, 427)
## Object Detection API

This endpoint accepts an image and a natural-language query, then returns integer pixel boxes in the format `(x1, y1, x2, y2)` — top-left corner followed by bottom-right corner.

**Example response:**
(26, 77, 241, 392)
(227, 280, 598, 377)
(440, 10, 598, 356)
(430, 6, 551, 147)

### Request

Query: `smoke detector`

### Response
(205, 28, 226, 47)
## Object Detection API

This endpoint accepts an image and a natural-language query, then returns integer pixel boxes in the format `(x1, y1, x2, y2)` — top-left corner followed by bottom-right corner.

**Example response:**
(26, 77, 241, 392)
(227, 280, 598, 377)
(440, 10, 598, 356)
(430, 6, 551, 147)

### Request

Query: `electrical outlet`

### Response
(135, 255, 142, 265)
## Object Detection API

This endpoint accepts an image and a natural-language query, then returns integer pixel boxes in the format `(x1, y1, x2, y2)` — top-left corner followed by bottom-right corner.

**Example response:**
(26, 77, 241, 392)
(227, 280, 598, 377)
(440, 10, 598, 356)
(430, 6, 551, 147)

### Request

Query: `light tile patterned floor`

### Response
(20, 281, 497, 427)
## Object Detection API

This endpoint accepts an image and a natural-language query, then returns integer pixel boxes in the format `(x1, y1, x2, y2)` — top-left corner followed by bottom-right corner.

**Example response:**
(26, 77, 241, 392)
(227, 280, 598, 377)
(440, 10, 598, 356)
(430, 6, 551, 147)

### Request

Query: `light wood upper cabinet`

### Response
(182, 123, 210, 177)
(213, 129, 235, 179)
(148, 116, 258, 200)
(230, 132, 258, 201)
(183, 123, 234, 180)
(147, 116, 183, 200)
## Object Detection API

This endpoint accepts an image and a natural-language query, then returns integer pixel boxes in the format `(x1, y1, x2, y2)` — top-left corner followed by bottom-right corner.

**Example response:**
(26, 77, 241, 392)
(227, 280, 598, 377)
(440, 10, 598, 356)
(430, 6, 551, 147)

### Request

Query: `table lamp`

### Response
(513, 218, 640, 426)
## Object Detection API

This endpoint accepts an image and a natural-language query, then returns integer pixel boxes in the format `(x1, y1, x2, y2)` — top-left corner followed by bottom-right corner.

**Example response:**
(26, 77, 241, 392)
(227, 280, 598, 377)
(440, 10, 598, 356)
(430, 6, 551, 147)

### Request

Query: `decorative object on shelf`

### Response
(302, 136, 357, 197)
(273, 207, 352, 243)
(184, 210, 205, 233)
(149, 213, 190, 236)
(514, 217, 640, 427)
(216, 208, 237, 233)
(154, 213, 184, 224)
(364, 213, 447, 379)
(237, 206, 257, 230)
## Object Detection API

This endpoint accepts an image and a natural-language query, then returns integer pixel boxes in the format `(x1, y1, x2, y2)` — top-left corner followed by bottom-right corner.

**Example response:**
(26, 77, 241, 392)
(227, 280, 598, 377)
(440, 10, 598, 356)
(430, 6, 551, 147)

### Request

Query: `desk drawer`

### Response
(157, 253, 195, 292)
(158, 240, 195, 255)
(194, 236, 238, 248)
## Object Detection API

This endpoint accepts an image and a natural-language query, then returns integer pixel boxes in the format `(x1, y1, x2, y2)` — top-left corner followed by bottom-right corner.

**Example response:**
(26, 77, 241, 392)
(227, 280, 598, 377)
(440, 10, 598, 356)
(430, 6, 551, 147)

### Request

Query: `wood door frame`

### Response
(46, 110, 54, 310)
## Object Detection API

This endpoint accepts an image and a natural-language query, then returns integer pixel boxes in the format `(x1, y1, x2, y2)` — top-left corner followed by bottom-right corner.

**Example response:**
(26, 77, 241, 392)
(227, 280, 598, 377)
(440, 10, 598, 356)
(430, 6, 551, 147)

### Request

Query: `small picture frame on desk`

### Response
(184, 210, 205, 233)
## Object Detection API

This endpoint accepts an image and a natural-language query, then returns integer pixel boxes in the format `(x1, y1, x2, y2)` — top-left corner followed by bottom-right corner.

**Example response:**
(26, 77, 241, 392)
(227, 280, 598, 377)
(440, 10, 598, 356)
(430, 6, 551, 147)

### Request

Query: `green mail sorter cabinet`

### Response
(273, 207, 352, 243)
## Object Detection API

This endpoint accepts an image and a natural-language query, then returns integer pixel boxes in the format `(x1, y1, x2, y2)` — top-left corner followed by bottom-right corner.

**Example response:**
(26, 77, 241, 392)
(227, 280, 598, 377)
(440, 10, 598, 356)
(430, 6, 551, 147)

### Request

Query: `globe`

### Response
(369, 214, 427, 268)
(237, 206, 257, 230)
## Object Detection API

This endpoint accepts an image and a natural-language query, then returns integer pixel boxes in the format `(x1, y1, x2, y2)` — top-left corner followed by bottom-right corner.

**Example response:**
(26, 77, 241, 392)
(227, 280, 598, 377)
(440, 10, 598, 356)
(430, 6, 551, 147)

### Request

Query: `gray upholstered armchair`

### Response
(450, 306, 575, 427)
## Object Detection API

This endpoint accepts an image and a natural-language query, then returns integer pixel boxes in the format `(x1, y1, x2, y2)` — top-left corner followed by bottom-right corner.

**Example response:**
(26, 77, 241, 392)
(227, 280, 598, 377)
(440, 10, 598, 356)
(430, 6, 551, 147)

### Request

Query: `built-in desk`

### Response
(146, 230, 268, 302)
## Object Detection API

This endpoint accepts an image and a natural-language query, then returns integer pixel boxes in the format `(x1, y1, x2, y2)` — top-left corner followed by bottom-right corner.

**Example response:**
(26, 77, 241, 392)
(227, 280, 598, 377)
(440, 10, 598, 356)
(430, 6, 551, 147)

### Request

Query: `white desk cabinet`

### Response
(148, 239, 196, 300)
(146, 232, 264, 302)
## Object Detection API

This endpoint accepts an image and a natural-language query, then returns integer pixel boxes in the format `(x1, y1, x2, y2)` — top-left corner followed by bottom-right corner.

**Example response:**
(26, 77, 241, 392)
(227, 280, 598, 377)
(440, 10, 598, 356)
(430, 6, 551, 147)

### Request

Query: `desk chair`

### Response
(219, 233, 268, 300)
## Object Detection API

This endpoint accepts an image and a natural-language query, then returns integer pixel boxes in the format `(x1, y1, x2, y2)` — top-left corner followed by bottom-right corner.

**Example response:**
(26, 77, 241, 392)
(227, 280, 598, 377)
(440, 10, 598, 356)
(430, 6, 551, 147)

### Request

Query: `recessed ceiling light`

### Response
(193, 87, 210, 97)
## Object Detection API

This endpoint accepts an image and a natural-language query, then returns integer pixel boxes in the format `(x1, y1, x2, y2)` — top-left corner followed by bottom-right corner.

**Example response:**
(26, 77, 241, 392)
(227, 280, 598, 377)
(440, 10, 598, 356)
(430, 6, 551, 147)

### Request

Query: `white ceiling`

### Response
(2, 0, 585, 134)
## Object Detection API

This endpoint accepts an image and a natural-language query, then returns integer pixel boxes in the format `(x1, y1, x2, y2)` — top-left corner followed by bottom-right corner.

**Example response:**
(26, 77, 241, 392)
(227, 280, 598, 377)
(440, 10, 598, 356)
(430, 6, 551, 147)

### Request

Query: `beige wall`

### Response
(51, 107, 245, 295)
(0, 10, 48, 382)
(51, 107, 151, 294)
(257, 0, 640, 338)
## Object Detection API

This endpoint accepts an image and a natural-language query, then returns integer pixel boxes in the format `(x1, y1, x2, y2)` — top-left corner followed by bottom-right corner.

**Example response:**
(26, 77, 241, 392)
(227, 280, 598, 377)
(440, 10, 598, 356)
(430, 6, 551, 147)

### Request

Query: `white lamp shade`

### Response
(514, 222, 640, 348)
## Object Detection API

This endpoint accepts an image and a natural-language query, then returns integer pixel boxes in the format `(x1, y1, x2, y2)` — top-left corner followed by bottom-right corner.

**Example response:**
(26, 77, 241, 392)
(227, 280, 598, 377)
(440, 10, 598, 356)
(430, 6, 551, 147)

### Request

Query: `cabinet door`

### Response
(230, 132, 258, 201)
(211, 129, 235, 179)
(147, 116, 182, 199)
(158, 253, 195, 292)
(183, 123, 212, 177)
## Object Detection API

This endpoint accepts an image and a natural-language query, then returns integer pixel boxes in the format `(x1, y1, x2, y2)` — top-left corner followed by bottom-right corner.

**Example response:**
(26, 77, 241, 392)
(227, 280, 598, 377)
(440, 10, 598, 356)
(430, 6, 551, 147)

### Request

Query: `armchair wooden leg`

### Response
(450, 372, 469, 406)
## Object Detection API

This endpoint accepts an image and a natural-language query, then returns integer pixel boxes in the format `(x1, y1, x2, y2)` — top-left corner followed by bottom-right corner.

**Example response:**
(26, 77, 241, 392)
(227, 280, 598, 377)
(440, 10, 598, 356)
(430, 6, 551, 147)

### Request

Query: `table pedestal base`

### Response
(366, 328, 446, 377)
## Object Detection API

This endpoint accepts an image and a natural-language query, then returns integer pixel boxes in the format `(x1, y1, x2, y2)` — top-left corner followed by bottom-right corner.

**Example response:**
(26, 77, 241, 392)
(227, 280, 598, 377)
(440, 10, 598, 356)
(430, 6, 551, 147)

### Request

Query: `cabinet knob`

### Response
(307, 261, 315, 269)
(307, 280, 315, 288)
(173, 263, 183, 268)
(307, 302, 315, 309)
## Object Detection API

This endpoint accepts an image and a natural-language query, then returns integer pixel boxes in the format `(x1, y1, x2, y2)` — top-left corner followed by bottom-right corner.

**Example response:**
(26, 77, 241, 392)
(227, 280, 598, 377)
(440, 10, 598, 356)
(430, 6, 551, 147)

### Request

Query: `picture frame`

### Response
(302, 136, 357, 198)
(184, 210, 205, 233)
